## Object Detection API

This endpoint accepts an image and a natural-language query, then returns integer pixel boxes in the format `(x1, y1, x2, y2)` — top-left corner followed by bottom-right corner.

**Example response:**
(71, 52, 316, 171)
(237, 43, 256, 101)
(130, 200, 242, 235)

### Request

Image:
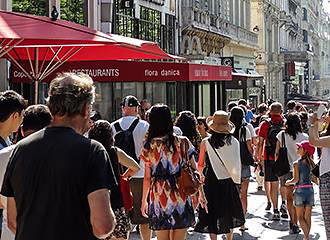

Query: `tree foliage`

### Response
(12, 0, 47, 16)
(60, 0, 86, 25)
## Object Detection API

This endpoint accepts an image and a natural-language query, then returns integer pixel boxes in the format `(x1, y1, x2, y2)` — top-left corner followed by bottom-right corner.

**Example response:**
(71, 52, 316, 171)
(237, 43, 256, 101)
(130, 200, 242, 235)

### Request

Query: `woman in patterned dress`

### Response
(140, 104, 196, 240)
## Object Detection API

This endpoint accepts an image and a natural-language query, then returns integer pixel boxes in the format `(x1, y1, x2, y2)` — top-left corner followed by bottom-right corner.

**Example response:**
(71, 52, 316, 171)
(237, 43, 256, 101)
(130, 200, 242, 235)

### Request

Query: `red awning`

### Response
(10, 61, 232, 83)
(0, 11, 182, 81)
(0, 10, 183, 102)
(0, 11, 179, 61)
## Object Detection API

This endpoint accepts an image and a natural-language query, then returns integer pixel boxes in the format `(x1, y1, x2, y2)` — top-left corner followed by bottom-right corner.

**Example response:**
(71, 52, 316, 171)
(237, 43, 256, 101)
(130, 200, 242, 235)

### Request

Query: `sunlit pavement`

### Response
(129, 177, 326, 239)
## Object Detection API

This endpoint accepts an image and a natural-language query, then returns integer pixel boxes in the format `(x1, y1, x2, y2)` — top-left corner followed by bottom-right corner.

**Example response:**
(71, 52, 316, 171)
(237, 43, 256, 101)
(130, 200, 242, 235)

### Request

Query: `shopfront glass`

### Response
(226, 89, 243, 105)
(198, 83, 211, 117)
(94, 82, 175, 121)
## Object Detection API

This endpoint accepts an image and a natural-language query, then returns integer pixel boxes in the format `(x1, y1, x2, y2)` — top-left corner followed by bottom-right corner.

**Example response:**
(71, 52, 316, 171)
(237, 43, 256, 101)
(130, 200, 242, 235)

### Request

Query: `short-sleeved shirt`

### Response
(258, 115, 284, 160)
(276, 131, 308, 170)
(1, 127, 117, 240)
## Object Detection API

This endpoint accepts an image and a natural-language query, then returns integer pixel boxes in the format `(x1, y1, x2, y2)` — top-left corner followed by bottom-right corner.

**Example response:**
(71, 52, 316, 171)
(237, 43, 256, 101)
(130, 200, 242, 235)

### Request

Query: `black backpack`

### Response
(265, 119, 283, 159)
(114, 118, 140, 163)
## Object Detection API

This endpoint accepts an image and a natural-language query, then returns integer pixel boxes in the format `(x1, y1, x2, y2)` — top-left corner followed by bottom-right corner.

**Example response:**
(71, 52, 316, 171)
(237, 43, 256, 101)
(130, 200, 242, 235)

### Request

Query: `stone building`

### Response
(181, 0, 260, 109)
(251, 0, 288, 103)
(319, 7, 330, 99)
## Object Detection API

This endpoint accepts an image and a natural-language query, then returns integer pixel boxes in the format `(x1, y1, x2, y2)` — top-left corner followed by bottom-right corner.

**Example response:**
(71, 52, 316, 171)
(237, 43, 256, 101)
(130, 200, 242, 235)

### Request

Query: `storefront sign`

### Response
(10, 61, 232, 83)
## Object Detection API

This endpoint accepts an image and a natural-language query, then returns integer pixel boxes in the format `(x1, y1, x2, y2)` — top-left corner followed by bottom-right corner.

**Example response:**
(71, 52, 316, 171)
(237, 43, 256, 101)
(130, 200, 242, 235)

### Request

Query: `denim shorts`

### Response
(241, 164, 251, 180)
(294, 188, 315, 207)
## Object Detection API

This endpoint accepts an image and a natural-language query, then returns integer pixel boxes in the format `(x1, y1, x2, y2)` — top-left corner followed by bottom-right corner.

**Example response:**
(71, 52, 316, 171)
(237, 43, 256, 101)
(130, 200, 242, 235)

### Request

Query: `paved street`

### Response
(130, 178, 326, 240)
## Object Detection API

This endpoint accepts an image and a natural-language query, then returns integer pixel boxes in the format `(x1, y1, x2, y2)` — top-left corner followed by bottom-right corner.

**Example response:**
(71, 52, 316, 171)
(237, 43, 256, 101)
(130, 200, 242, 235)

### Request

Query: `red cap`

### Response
(296, 140, 315, 156)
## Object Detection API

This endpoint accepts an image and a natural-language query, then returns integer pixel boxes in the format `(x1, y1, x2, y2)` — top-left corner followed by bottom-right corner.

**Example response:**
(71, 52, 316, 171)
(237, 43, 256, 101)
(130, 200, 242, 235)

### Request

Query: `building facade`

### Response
(251, 0, 286, 103)
(319, 7, 330, 99)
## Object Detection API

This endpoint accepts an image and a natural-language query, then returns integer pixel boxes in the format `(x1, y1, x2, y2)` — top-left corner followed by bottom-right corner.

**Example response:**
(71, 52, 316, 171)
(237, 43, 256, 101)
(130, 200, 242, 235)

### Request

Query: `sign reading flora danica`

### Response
(10, 61, 232, 83)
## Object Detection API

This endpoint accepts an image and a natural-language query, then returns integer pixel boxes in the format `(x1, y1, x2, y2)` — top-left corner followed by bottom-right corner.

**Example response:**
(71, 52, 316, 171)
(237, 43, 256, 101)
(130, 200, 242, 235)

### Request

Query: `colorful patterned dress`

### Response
(140, 136, 195, 230)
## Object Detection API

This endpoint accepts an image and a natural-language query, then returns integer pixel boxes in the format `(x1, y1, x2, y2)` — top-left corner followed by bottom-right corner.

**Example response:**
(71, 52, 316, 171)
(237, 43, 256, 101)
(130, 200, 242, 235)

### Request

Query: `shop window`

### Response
(226, 89, 243, 104)
(198, 83, 211, 117)
(166, 83, 177, 118)
(94, 82, 114, 120)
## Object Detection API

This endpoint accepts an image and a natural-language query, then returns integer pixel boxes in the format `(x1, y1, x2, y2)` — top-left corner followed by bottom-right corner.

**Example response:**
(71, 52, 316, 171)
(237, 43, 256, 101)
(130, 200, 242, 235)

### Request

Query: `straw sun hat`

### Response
(207, 110, 235, 134)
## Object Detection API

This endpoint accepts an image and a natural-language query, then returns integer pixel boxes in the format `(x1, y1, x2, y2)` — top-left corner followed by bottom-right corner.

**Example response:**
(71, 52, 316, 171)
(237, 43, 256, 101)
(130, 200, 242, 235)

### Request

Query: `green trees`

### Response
(12, 0, 87, 26)
(60, 0, 87, 25)
(12, 0, 48, 16)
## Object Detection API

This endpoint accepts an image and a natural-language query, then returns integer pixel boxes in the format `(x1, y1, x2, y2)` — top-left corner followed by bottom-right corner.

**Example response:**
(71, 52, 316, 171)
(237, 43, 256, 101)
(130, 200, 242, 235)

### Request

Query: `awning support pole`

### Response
(0, 39, 24, 58)
(40, 46, 83, 81)
(38, 46, 63, 81)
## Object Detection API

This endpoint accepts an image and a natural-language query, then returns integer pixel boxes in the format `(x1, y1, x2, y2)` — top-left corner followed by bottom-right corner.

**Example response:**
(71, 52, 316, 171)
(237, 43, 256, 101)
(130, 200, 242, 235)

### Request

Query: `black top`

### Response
(1, 127, 117, 240)
(107, 147, 123, 209)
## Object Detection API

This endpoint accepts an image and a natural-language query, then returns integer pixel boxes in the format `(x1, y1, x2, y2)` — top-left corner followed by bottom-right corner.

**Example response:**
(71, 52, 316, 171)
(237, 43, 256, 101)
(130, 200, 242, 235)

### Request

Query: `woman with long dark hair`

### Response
(195, 111, 244, 240)
(88, 120, 141, 240)
(197, 116, 210, 139)
(275, 113, 308, 233)
(140, 105, 196, 240)
(174, 111, 201, 150)
(230, 106, 253, 231)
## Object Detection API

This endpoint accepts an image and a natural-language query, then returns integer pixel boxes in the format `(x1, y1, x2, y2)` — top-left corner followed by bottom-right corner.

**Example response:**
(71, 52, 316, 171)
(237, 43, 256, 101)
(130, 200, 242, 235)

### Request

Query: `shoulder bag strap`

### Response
(180, 137, 190, 166)
(282, 132, 286, 148)
(207, 139, 228, 172)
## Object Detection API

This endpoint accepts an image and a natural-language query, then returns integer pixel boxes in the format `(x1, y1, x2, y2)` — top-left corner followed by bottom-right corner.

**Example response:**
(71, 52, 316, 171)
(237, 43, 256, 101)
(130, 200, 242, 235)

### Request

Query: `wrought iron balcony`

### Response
(227, 23, 258, 47)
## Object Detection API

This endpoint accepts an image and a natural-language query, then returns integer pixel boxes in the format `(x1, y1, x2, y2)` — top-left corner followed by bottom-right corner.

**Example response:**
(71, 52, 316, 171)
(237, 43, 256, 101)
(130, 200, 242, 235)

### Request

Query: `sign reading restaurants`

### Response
(10, 61, 232, 83)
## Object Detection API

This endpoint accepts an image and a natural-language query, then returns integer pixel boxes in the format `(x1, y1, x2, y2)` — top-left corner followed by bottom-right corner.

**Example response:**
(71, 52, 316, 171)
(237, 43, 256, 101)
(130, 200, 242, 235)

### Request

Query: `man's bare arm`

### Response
(7, 197, 17, 234)
(88, 189, 116, 239)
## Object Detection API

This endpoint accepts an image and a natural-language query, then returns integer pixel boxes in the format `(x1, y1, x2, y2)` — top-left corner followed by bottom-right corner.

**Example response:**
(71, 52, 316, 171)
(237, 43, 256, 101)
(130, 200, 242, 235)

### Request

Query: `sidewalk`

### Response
(129, 180, 326, 239)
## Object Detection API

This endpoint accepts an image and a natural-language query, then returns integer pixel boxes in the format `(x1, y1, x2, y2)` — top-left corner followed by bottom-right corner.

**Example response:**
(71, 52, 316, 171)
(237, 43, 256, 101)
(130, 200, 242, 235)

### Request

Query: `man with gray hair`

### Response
(1, 73, 117, 240)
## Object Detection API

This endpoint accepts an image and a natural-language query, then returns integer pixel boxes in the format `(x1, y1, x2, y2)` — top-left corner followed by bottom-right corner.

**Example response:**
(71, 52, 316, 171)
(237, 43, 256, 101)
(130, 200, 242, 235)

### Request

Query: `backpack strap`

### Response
(128, 118, 139, 132)
(114, 122, 123, 133)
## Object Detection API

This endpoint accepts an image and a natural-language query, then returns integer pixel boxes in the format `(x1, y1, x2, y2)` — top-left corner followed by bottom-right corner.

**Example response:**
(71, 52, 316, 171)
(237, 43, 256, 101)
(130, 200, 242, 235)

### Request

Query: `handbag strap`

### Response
(281, 132, 286, 148)
(180, 137, 190, 167)
(239, 126, 245, 142)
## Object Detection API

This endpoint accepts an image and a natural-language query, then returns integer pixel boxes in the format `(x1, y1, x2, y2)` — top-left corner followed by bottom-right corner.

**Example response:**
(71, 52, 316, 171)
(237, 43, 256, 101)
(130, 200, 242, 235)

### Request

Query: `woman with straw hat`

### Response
(194, 111, 245, 240)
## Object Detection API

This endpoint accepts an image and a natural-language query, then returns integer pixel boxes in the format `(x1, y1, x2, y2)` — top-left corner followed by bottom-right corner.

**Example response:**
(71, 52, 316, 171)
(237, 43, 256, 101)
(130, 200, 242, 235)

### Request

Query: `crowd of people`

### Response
(0, 72, 328, 240)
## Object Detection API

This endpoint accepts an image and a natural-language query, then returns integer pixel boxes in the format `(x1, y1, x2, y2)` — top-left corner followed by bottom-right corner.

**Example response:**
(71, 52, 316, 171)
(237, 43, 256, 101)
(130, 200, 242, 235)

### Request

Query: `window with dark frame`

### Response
(114, 2, 175, 54)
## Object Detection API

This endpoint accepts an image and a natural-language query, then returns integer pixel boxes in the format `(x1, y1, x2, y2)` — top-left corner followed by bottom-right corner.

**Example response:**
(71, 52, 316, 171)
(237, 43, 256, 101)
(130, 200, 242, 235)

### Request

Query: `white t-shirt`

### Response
(0, 145, 16, 240)
(111, 116, 149, 178)
(320, 147, 330, 177)
(204, 136, 241, 184)
(276, 130, 308, 170)
(240, 126, 252, 142)
(246, 123, 257, 138)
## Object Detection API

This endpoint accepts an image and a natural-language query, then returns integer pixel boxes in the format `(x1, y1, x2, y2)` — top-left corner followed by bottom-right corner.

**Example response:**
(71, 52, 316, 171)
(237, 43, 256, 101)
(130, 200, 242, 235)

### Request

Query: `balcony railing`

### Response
(182, 8, 258, 47)
(186, 8, 230, 36)
(227, 23, 258, 47)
